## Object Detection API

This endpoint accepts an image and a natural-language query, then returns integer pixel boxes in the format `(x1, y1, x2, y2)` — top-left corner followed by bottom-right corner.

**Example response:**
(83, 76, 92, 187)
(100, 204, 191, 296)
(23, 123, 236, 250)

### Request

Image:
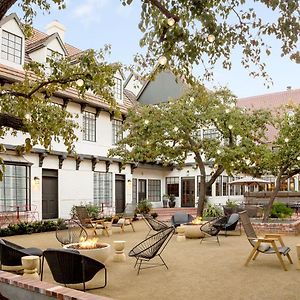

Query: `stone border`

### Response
(252, 219, 300, 235)
(0, 270, 113, 300)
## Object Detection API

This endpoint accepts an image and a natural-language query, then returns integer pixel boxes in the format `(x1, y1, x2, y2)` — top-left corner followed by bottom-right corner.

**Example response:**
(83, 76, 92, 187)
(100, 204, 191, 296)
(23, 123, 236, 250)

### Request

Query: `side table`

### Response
(113, 240, 126, 262)
(21, 255, 39, 279)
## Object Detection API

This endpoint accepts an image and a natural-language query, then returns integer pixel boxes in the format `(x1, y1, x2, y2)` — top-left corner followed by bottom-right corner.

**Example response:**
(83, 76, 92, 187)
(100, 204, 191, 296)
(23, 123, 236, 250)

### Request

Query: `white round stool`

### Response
(113, 240, 126, 262)
(176, 226, 186, 242)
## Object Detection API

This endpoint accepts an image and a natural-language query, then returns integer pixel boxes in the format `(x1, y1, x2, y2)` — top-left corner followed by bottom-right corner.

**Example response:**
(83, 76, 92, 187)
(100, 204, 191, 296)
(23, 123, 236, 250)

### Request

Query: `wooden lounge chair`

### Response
(239, 210, 293, 271)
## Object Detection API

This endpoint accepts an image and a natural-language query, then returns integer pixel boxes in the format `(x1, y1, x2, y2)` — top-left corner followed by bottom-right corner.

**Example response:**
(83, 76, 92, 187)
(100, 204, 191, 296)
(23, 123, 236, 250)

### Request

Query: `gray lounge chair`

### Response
(170, 212, 193, 228)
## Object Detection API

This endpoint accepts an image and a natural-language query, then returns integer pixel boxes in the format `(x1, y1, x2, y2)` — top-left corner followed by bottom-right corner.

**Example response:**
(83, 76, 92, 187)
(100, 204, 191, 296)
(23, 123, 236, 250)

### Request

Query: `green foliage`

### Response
(125, 0, 300, 83)
(203, 204, 223, 218)
(135, 200, 152, 214)
(0, 220, 59, 237)
(70, 203, 100, 219)
(169, 194, 176, 202)
(225, 199, 238, 208)
(270, 202, 293, 219)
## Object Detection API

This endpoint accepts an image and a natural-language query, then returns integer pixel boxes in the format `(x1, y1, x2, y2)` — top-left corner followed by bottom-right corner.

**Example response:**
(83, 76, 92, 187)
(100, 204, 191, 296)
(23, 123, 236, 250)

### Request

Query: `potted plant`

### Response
(134, 199, 152, 215)
(169, 194, 176, 208)
(162, 194, 169, 208)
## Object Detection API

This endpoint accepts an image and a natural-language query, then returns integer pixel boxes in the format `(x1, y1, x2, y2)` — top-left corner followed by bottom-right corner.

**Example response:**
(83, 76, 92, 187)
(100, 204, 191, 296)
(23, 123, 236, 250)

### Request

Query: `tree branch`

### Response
(145, 0, 180, 22)
(0, 113, 26, 131)
(0, 0, 17, 21)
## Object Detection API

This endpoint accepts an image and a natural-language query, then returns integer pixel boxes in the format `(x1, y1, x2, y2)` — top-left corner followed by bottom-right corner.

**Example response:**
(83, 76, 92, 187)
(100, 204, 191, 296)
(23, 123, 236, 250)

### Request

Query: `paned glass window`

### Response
(1, 30, 22, 64)
(112, 119, 123, 145)
(83, 111, 96, 142)
(222, 176, 228, 196)
(0, 164, 30, 211)
(166, 177, 179, 197)
(203, 128, 220, 140)
(93, 172, 112, 207)
(216, 176, 222, 196)
(132, 178, 137, 205)
(113, 77, 122, 101)
(46, 48, 63, 61)
(148, 179, 161, 202)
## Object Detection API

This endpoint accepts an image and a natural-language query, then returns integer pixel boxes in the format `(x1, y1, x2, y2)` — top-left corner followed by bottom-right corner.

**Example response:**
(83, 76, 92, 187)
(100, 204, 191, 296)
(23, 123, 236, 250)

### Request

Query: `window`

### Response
(0, 164, 30, 211)
(1, 30, 22, 64)
(112, 119, 123, 145)
(148, 179, 161, 202)
(93, 172, 112, 207)
(46, 48, 63, 61)
(166, 177, 179, 197)
(203, 128, 220, 140)
(83, 111, 96, 142)
(222, 176, 228, 196)
(132, 178, 137, 205)
(113, 77, 122, 101)
(197, 175, 212, 196)
(216, 176, 222, 196)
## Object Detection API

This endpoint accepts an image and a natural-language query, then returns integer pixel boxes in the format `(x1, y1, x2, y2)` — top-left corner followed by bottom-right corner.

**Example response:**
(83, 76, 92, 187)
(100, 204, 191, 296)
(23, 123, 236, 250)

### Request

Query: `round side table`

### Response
(176, 226, 186, 242)
(21, 255, 39, 279)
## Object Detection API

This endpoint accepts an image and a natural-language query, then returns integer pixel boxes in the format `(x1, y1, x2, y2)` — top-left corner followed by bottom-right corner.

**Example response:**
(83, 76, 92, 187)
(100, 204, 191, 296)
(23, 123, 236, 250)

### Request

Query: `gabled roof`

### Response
(27, 32, 68, 55)
(0, 13, 24, 35)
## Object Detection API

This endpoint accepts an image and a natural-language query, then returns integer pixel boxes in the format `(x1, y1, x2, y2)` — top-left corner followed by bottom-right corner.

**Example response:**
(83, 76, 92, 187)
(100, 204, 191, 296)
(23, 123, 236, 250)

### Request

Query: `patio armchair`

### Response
(114, 203, 136, 232)
(239, 210, 293, 271)
(41, 248, 107, 291)
(55, 219, 88, 246)
(74, 206, 109, 236)
(142, 214, 169, 237)
(129, 226, 175, 275)
(170, 212, 193, 228)
(214, 213, 241, 236)
(199, 216, 228, 246)
(0, 239, 42, 273)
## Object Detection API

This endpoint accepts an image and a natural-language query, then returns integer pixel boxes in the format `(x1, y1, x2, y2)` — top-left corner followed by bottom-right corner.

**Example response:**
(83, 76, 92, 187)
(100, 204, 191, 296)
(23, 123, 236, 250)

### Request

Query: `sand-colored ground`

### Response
(6, 220, 300, 300)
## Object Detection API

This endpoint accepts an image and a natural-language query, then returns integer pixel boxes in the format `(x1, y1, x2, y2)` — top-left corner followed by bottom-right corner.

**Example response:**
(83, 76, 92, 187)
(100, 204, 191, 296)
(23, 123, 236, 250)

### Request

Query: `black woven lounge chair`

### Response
(0, 239, 42, 273)
(41, 248, 107, 291)
(142, 214, 168, 237)
(56, 219, 88, 246)
(200, 216, 228, 246)
(214, 213, 241, 236)
(129, 226, 175, 275)
(239, 210, 293, 271)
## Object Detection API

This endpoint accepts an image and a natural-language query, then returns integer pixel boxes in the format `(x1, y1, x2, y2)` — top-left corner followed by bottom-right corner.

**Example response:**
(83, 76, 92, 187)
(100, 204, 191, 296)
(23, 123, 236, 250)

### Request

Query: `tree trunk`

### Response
(197, 175, 206, 216)
(262, 174, 282, 222)
(0, 113, 26, 131)
(0, 0, 17, 21)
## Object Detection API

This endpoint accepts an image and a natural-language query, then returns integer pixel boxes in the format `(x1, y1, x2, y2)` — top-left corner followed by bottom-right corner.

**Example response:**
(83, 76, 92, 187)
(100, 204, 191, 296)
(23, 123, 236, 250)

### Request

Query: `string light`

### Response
(207, 34, 215, 43)
(76, 79, 84, 87)
(167, 17, 175, 27)
(284, 138, 289, 143)
(228, 124, 233, 130)
(144, 119, 149, 125)
(25, 113, 31, 121)
(158, 56, 167, 65)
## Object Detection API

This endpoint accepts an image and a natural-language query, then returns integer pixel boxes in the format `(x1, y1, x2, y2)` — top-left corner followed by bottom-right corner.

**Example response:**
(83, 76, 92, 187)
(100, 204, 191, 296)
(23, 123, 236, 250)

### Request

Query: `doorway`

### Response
(181, 177, 195, 207)
(115, 174, 125, 214)
(138, 179, 147, 202)
(42, 169, 58, 219)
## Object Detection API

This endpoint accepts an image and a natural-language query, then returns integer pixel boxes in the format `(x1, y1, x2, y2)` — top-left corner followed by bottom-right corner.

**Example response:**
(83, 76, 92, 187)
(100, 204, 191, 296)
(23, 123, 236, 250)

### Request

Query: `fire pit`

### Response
(63, 238, 111, 263)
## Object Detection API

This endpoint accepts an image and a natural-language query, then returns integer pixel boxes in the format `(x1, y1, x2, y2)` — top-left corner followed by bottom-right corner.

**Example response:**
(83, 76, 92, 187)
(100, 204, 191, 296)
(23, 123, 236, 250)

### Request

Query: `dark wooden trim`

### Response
(75, 155, 84, 170)
(62, 98, 70, 110)
(39, 153, 47, 167)
(95, 108, 102, 118)
(91, 156, 99, 171)
(80, 103, 87, 113)
(58, 154, 67, 169)
(105, 160, 112, 173)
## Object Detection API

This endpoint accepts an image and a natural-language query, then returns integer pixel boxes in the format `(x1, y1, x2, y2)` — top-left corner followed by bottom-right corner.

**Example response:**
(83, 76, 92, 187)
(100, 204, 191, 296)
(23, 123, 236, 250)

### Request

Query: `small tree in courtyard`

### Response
(109, 84, 270, 216)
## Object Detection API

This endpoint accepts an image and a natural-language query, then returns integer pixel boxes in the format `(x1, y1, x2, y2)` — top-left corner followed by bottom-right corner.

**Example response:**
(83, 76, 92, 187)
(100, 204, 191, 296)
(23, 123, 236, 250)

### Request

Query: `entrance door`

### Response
(181, 177, 195, 207)
(42, 169, 58, 219)
(138, 179, 147, 202)
(115, 174, 125, 214)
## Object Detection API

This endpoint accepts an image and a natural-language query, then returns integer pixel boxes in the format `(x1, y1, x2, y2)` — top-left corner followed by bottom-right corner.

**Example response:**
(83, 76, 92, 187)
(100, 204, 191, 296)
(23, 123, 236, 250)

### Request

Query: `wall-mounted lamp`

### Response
(33, 176, 40, 185)
(127, 179, 132, 183)
(186, 170, 190, 177)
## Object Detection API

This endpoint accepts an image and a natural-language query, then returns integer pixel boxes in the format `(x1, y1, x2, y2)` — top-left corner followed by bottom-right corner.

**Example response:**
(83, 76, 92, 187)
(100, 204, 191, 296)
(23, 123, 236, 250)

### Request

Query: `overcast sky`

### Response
(13, 0, 300, 98)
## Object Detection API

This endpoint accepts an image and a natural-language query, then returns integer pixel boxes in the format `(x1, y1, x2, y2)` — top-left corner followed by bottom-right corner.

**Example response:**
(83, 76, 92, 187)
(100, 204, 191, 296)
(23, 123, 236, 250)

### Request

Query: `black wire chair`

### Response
(0, 239, 43, 272)
(214, 213, 241, 236)
(55, 219, 88, 246)
(200, 216, 228, 246)
(41, 248, 107, 291)
(128, 226, 175, 275)
(142, 214, 169, 237)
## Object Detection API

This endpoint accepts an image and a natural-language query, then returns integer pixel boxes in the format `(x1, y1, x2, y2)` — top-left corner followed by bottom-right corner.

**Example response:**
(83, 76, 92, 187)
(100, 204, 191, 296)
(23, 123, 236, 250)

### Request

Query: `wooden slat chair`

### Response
(239, 210, 293, 271)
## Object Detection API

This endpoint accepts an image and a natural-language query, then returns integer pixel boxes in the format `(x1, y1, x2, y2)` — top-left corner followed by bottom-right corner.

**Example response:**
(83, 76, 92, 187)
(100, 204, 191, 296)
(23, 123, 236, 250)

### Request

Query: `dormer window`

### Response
(113, 77, 122, 101)
(1, 30, 22, 64)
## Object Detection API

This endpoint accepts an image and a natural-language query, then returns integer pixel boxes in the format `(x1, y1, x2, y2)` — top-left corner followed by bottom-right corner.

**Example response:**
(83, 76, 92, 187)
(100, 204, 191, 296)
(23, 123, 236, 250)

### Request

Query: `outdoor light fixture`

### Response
(207, 34, 215, 43)
(25, 113, 31, 120)
(167, 17, 175, 26)
(158, 56, 167, 66)
(228, 124, 233, 130)
(76, 78, 84, 87)
(33, 176, 40, 185)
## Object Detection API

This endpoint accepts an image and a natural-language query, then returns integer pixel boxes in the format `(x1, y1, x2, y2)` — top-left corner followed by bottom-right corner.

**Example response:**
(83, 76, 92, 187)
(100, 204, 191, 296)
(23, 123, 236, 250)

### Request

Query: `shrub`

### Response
(135, 199, 152, 214)
(203, 204, 223, 218)
(270, 202, 293, 219)
(70, 202, 100, 219)
(225, 199, 238, 208)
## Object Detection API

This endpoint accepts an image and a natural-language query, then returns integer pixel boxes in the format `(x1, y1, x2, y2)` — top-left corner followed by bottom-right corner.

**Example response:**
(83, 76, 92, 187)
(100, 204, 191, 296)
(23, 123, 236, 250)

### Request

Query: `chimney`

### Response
(45, 20, 66, 42)
(287, 86, 292, 90)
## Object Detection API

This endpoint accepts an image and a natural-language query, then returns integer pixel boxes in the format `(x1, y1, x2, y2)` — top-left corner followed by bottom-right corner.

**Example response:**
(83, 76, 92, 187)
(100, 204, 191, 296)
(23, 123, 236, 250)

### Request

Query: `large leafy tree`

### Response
(109, 85, 270, 216)
(123, 0, 300, 83)
(252, 105, 300, 222)
(0, 0, 118, 178)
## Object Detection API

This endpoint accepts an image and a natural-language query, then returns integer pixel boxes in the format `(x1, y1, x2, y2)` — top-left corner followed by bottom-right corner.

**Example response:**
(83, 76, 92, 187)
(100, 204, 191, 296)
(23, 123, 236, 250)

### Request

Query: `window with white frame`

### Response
(112, 119, 123, 145)
(113, 77, 122, 101)
(46, 48, 63, 61)
(197, 175, 212, 197)
(203, 128, 220, 140)
(166, 177, 179, 197)
(148, 179, 161, 202)
(216, 176, 222, 196)
(83, 111, 96, 142)
(1, 30, 22, 64)
(93, 172, 112, 207)
(0, 164, 30, 212)
(132, 178, 137, 204)
(222, 176, 229, 196)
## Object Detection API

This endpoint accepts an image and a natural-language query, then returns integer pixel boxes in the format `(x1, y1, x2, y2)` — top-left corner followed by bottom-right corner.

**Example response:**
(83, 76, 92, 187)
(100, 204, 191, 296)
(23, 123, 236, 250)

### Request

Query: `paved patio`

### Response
(5, 220, 300, 300)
